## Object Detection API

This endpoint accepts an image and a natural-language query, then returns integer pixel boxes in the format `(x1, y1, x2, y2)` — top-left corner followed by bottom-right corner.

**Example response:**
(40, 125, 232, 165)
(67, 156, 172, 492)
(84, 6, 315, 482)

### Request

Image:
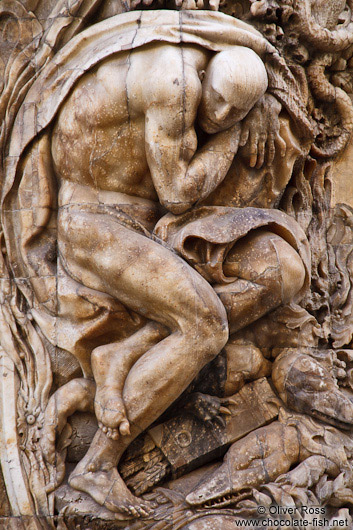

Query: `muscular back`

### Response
(52, 43, 210, 206)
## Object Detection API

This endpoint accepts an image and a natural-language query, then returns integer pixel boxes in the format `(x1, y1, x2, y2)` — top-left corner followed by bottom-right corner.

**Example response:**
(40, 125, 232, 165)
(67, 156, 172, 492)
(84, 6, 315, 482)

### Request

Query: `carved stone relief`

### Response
(1, 1, 353, 528)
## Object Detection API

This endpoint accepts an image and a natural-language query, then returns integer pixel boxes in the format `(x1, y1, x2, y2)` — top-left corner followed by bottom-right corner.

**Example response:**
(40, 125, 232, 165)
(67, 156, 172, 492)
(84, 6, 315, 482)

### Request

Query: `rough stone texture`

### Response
(1, 1, 353, 529)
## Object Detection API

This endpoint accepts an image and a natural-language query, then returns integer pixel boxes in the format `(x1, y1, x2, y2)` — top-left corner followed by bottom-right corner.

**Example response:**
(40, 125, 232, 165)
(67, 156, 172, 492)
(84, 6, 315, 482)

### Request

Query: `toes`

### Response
(119, 420, 130, 436)
(136, 506, 149, 517)
(275, 473, 289, 484)
(126, 503, 151, 518)
(139, 504, 152, 517)
(98, 422, 108, 434)
(111, 430, 120, 441)
(120, 505, 132, 515)
(129, 505, 139, 517)
(106, 427, 120, 439)
(98, 419, 128, 439)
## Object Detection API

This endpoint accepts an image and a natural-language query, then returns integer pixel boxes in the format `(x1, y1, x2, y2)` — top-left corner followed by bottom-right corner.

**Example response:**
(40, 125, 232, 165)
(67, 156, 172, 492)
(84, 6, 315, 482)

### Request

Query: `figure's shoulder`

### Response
(132, 43, 205, 112)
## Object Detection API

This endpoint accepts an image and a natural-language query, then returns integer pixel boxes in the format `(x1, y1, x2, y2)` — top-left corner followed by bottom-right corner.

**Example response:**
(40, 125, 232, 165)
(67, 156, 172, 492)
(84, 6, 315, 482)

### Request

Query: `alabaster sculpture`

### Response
(1, 0, 353, 528)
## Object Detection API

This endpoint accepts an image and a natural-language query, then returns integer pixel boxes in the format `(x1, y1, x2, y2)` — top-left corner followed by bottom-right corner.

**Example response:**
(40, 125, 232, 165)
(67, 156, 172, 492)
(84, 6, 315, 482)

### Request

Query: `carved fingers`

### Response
(239, 94, 286, 169)
(174, 0, 206, 9)
(239, 108, 266, 169)
(131, 0, 154, 7)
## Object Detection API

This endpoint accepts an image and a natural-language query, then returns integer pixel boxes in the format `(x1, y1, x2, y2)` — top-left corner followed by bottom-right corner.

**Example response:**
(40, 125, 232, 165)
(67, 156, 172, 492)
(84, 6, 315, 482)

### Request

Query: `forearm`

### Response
(148, 123, 240, 215)
(185, 124, 240, 205)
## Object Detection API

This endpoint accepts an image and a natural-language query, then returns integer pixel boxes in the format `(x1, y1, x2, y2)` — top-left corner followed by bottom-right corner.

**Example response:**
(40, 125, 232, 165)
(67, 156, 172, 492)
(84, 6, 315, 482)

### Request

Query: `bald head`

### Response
(199, 47, 268, 133)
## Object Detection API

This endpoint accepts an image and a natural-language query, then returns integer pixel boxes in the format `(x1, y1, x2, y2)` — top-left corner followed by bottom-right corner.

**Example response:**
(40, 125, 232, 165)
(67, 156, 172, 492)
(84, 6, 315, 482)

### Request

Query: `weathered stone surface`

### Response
(1, 1, 353, 528)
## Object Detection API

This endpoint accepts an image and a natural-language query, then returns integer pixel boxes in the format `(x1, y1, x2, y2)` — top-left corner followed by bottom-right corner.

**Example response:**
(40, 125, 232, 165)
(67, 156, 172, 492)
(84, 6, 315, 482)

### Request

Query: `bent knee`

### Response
(204, 316, 229, 358)
(274, 239, 306, 303)
(193, 305, 229, 360)
(92, 344, 107, 364)
(91, 343, 119, 368)
(178, 295, 229, 360)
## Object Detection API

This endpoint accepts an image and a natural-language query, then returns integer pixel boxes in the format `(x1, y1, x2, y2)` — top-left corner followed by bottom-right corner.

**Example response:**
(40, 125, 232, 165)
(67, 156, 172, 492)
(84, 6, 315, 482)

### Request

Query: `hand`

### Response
(184, 392, 235, 427)
(239, 93, 286, 169)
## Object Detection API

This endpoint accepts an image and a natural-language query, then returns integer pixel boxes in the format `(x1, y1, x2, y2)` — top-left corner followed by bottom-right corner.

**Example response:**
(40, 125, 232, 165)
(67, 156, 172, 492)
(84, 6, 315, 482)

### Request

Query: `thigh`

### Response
(222, 229, 305, 305)
(58, 208, 224, 330)
(224, 229, 287, 282)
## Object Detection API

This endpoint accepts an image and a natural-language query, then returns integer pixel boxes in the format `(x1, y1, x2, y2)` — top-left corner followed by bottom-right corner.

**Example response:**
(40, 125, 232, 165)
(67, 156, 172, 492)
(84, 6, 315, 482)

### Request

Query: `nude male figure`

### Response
(50, 43, 305, 516)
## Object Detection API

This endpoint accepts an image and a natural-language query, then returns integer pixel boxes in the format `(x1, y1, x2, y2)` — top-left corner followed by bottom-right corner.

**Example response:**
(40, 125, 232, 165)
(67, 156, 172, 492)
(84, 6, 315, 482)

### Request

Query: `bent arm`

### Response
(145, 97, 240, 214)
(186, 123, 240, 206)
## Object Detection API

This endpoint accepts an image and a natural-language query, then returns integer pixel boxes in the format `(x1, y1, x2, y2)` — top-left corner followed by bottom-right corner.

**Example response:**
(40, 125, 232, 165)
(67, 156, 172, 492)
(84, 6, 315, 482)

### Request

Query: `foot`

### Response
(69, 465, 152, 518)
(95, 389, 130, 440)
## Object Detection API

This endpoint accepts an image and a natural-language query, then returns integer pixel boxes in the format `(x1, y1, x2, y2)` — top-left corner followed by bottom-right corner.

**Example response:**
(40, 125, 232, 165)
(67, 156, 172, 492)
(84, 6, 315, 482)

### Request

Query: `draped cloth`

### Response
(155, 206, 310, 298)
(1, 10, 312, 357)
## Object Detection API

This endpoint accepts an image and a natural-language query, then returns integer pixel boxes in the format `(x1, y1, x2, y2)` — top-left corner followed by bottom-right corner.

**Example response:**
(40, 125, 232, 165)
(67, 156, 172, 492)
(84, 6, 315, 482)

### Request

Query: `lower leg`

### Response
(123, 326, 228, 433)
(92, 322, 169, 439)
(63, 212, 228, 513)
(69, 325, 227, 514)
